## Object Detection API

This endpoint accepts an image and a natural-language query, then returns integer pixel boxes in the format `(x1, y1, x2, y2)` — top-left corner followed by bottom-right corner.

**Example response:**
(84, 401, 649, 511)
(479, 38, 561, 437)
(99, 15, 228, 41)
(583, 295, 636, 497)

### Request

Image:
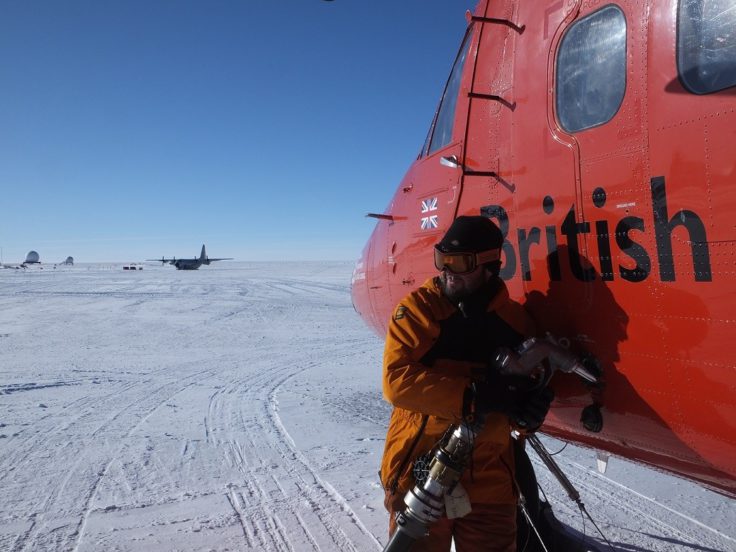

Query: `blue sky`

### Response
(0, 1, 474, 263)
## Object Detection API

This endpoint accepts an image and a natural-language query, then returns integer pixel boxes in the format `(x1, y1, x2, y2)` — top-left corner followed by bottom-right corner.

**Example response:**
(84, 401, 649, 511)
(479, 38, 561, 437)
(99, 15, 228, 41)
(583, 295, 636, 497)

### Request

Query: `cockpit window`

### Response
(424, 29, 472, 156)
(555, 5, 627, 133)
(678, 0, 736, 94)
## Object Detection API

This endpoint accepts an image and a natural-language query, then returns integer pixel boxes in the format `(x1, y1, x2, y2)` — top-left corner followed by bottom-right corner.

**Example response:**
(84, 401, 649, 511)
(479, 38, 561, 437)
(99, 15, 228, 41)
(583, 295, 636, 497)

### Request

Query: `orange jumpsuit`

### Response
(380, 276, 535, 552)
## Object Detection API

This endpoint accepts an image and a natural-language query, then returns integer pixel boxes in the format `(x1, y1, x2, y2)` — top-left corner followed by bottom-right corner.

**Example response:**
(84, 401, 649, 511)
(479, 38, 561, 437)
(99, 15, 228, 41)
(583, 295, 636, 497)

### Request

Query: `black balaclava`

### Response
(436, 216, 504, 315)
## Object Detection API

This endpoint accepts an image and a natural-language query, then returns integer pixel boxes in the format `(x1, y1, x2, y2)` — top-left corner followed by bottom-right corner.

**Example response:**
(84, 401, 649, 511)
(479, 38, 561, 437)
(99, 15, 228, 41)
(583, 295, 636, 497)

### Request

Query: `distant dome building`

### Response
(63, 256, 74, 265)
(25, 251, 40, 264)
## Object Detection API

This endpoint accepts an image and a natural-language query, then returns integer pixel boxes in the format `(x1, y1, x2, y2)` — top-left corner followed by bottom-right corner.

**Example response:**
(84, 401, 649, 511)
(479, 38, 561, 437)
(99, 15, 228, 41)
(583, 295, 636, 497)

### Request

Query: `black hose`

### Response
(383, 525, 418, 552)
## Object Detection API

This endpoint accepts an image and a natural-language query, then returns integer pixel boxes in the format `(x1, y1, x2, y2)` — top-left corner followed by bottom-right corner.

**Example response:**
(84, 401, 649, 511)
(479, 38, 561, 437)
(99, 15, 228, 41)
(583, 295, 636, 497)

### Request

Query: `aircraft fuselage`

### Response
(352, 0, 736, 498)
(173, 260, 204, 270)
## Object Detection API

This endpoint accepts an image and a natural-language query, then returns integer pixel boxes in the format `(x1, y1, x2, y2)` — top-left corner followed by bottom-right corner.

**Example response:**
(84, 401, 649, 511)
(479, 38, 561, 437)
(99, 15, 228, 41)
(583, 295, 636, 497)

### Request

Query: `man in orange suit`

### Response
(380, 216, 553, 552)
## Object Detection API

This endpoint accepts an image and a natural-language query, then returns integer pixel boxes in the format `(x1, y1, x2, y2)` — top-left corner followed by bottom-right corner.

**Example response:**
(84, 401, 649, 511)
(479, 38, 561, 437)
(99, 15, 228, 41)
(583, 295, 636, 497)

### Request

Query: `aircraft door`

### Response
(386, 27, 476, 303)
(455, 1, 620, 438)
(545, 2, 714, 472)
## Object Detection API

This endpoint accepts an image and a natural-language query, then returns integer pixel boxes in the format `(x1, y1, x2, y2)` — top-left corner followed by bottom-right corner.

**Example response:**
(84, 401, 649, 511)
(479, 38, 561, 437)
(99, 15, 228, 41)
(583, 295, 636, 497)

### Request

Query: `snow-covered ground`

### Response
(0, 262, 733, 552)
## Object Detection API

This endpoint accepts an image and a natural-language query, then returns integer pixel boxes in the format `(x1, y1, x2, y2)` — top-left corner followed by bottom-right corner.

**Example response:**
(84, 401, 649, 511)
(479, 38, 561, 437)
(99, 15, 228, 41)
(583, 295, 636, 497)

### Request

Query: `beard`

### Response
(439, 270, 498, 315)
(439, 271, 472, 302)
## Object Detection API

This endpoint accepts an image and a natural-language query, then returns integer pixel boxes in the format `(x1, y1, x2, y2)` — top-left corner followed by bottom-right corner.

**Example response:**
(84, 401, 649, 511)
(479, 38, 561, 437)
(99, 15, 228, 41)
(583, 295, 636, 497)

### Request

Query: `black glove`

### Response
(470, 379, 554, 431)
(509, 387, 554, 431)
(470, 375, 526, 418)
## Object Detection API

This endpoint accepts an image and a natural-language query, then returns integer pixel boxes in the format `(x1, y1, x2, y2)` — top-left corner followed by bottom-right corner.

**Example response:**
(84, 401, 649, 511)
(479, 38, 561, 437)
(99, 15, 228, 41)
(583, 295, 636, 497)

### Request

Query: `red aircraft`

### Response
(352, 0, 736, 502)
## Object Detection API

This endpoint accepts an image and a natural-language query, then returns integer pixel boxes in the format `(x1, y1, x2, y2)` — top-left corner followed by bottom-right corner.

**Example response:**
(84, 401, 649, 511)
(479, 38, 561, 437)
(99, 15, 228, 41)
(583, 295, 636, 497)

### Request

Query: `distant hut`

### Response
(62, 256, 74, 265)
(24, 251, 40, 264)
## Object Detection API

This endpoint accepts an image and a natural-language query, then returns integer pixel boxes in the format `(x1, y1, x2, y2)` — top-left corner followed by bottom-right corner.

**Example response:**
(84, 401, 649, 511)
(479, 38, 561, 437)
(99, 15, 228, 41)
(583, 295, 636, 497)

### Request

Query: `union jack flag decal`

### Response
(421, 215, 439, 230)
(421, 197, 438, 213)
(420, 197, 439, 230)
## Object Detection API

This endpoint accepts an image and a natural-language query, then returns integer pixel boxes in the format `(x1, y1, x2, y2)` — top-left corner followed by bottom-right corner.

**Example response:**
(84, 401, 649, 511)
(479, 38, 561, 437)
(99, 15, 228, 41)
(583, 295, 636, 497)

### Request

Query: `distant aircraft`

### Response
(148, 244, 232, 270)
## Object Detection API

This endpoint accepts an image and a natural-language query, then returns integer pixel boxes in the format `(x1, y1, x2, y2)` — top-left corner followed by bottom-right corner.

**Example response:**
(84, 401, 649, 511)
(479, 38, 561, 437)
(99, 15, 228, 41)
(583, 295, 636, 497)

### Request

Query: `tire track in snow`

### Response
(207, 356, 381, 551)
(72, 369, 215, 551)
(5, 367, 213, 552)
(210, 376, 314, 551)
(0, 351, 200, 477)
(212, 367, 350, 551)
(267, 372, 382, 550)
(0, 361, 196, 481)
(583, 468, 736, 546)
(529, 451, 735, 552)
(0, 384, 132, 481)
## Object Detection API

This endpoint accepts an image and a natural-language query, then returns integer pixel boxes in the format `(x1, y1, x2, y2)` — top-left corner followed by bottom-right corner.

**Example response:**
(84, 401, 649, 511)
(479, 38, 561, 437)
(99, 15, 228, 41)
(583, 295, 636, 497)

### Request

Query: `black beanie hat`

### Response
(436, 216, 503, 253)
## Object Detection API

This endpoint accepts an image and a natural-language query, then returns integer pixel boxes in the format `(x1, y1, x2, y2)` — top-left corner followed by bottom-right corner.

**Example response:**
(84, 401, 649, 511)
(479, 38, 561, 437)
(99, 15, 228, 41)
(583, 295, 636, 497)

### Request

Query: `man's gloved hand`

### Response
(509, 387, 554, 431)
(471, 375, 526, 417)
(471, 379, 554, 431)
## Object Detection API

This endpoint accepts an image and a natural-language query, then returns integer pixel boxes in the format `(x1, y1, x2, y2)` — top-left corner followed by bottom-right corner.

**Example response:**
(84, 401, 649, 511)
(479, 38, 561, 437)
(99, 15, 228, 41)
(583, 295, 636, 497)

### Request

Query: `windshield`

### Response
(423, 28, 473, 156)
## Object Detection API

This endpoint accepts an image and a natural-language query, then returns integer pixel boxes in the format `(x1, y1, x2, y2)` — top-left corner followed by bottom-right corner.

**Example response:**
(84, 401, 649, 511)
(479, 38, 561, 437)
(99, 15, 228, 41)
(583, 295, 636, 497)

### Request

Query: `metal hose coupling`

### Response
(384, 422, 481, 552)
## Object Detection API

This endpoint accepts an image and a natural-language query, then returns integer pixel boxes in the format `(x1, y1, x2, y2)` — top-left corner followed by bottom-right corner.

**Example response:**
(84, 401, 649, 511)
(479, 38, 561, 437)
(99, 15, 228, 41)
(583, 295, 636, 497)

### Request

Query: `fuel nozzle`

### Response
(493, 335, 599, 384)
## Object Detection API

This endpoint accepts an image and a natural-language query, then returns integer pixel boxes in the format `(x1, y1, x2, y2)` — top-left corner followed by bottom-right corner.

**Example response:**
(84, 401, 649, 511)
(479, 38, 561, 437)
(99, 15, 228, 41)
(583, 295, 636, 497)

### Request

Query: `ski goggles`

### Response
(433, 246, 501, 275)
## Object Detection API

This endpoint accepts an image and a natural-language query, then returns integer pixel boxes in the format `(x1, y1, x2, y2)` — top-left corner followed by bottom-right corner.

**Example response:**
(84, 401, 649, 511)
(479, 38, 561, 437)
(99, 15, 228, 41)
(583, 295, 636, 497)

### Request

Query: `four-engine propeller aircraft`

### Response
(148, 244, 232, 270)
(352, 0, 735, 545)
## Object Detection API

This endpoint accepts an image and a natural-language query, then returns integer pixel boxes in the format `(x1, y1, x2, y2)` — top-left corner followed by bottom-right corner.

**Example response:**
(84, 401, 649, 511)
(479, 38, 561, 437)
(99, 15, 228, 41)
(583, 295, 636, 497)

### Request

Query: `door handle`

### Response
(440, 155, 462, 169)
